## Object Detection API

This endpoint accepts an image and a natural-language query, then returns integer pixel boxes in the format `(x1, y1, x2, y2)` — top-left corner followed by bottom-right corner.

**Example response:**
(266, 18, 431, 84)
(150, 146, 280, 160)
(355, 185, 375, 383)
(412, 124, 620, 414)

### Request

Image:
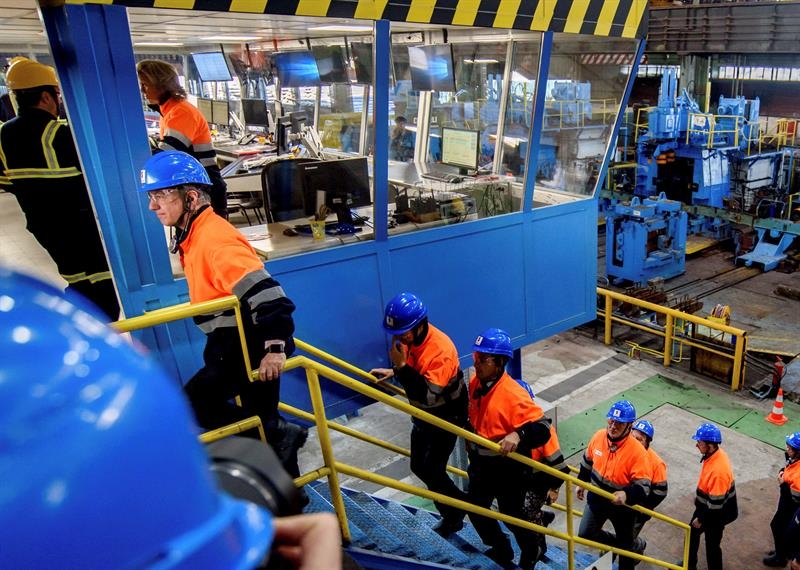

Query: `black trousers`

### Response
(770, 496, 800, 559)
(688, 521, 725, 570)
(578, 499, 639, 570)
(467, 454, 540, 562)
(410, 417, 468, 522)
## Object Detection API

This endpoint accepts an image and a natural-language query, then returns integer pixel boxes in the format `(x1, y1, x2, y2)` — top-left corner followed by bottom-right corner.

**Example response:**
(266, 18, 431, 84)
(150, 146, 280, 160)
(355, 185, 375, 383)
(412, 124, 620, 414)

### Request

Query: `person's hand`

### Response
(691, 518, 702, 529)
(778, 469, 785, 484)
(547, 488, 560, 504)
(611, 490, 627, 506)
(272, 512, 342, 570)
(369, 367, 394, 382)
(789, 558, 800, 570)
(499, 431, 521, 455)
(389, 339, 407, 369)
(576, 487, 585, 501)
(258, 352, 286, 381)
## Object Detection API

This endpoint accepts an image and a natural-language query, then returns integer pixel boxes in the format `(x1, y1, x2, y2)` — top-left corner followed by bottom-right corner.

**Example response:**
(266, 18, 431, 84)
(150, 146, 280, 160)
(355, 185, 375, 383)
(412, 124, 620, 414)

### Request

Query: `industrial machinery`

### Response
(606, 192, 688, 284)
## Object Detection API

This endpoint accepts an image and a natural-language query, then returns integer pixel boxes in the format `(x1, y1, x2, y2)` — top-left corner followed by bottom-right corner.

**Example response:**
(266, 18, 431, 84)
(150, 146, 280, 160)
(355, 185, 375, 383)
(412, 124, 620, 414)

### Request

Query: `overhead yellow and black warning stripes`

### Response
(65, 0, 647, 39)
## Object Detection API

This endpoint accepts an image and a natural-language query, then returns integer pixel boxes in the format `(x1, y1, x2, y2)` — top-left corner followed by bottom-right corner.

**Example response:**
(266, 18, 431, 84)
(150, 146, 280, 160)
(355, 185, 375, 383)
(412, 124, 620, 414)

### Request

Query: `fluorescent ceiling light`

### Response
(308, 25, 372, 32)
(465, 59, 499, 64)
(200, 35, 260, 41)
(135, 42, 184, 47)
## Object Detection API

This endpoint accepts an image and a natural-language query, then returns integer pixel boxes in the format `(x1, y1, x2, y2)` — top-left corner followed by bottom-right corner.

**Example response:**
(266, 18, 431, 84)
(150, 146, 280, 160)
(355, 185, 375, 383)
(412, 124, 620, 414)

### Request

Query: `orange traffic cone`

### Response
(766, 388, 789, 425)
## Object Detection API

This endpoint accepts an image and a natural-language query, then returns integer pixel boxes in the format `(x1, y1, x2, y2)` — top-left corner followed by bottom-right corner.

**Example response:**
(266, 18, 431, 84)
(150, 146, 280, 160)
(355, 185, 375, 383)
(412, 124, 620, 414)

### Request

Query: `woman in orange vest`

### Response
(630, 419, 668, 540)
(689, 423, 738, 570)
(137, 60, 228, 217)
(466, 328, 552, 569)
(764, 431, 800, 567)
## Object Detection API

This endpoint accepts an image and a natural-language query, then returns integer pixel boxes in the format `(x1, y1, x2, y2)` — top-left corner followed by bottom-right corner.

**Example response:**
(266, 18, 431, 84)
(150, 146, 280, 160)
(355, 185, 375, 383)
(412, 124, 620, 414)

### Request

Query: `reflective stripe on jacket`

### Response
(579, 428, 651, 507)
(694, 447, 737, 526)
(645, 446, 668, 509)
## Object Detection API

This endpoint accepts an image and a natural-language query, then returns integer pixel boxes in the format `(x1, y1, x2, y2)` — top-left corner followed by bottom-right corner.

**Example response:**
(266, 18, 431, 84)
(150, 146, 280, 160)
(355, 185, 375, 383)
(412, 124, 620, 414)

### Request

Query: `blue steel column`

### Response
(39, 3, 181, 315)
(372, 20, 390, 242)
(522, 32, 553, 210)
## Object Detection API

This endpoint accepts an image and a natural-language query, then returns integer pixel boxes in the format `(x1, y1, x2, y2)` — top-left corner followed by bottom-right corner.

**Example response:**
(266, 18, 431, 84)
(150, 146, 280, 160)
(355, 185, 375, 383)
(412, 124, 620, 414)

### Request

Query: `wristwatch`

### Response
(264, 340, 285, 354)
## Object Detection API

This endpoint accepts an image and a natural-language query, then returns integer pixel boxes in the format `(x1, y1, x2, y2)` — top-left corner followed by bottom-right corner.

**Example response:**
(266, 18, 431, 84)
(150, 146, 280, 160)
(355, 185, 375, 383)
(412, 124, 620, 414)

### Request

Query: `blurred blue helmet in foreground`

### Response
(0, 269, 273, 569)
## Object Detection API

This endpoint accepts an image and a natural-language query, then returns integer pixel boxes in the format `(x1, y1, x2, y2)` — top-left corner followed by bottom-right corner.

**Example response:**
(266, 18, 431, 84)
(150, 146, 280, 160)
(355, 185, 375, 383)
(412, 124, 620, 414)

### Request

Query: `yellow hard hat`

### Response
(6, 58, 58, 90)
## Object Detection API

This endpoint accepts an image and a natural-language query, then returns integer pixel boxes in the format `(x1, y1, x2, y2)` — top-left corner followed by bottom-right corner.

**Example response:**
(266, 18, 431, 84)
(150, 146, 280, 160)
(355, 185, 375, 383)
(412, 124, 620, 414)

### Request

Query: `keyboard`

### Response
(421, 172, 465, 184)
(293, 222, 362, 236)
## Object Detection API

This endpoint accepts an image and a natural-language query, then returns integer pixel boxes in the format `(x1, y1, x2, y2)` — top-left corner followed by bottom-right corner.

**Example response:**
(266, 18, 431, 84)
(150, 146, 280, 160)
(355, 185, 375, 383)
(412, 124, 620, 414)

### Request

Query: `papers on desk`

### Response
(245, 232, 271, 241)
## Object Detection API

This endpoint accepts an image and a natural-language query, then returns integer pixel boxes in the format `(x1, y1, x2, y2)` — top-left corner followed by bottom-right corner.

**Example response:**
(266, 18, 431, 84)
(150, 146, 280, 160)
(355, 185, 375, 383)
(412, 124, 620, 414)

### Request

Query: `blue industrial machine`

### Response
(606, 192, 688, 284)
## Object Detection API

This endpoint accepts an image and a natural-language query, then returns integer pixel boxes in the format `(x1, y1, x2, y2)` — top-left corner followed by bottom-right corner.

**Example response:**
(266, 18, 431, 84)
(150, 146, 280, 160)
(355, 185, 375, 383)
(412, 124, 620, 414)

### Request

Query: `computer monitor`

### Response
(408, 44, 456, 92)
(242, 98, 269, 130)
(298, 157, 371, 226)
(350, 42, 373, 84)
(289, 111, 307, 134)
(211, 100, 229, 127)
(441, 127, 480, 174)
(273, 51, 321, 88)
(275, 115, 293, 155)
(191, 52, 233, 82)
(311, 45, 349, 84)
(196, 97, 213, 125)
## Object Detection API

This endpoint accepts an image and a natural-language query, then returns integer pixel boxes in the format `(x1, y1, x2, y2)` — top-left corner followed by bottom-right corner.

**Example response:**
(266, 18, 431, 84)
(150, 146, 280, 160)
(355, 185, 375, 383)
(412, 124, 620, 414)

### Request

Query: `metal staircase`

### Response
(304, 482, 599, 570)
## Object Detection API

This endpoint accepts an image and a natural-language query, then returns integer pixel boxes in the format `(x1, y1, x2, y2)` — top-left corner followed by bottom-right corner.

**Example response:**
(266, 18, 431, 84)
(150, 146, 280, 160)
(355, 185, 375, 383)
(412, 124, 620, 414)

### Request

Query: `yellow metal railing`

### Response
(112, 297, 691, 568)
(597, 287, 748, 390)
(634, 106, 655, 143)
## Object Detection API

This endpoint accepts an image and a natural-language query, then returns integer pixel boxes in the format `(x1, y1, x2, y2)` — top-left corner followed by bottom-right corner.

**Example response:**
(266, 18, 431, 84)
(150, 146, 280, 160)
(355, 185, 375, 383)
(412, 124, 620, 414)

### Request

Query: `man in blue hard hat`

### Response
(689, 422, 738, 570)
(0, 267, 340, 570)
(577, 400, 651, 570)
(138, 150, 306, 481)
(630, 419, 668, 541)
(763, 431, 800, 567)
(370, 292, 469, 537)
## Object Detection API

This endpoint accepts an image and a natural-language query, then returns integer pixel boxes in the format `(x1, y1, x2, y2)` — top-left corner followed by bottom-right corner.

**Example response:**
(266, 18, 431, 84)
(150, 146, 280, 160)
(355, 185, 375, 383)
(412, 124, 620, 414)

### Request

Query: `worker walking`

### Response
(0, 57, 119, 320)
(138, 151, 305, 479)
(577, 400, 651, 570)
(465, 328, 552, 569)
(137, 60, 228, 216)
(369, 292, 468, 537)
(688, 422, 738, 570)
(763, 431, 800, 567)
(630, 419, 668, 540)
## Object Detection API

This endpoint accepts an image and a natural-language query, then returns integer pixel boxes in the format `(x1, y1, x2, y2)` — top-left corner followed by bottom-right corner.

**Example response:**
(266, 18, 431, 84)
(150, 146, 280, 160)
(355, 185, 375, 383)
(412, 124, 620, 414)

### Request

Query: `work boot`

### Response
(267, 417, 308, 478)
(432, 517, 463, 537)
(519, 545, 543, 570)
(763, 554, 788, 567)
(484, 546, 515, 569)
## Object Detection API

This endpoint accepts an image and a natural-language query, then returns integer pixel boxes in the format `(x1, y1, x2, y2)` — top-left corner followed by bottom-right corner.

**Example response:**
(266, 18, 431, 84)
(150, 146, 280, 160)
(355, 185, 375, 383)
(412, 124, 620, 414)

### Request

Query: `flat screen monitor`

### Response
(211, 100, 229, 126)
(275, 115, 293, 155)
(191, 52, 232, 82)
(350, 42, 373, 84)
(441, 127, 480, 173)
(311, 46, 349, 84)
(298, 157, 372, 225)
(289, 111, 307, 134)
(242, 98, 269, 128)
(273, 51, 321, 88)
(196, 97, 213, 125)
(408, 44, 455, 92)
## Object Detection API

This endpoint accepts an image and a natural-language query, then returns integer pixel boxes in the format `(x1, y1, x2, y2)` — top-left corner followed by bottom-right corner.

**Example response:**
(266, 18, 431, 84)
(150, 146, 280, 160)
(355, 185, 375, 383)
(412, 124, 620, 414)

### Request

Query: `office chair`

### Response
(260, 157, 320, 224)
(227, 192, 265, 226)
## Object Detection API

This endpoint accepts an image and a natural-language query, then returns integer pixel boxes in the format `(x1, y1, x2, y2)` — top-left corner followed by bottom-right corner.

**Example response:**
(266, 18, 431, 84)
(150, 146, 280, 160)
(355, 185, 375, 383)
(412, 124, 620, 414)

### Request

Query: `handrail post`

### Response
(663, 313, 674, 367)
(604, 292, 613, 346)
(305, 366, 351, 542)
(566, 480, 575, 570)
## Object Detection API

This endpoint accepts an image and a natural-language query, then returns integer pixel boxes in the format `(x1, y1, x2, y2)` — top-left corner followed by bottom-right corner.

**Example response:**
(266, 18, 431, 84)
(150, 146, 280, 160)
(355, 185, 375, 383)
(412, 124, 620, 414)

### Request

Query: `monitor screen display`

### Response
(211, 100, 229, 126)
(196, 97, 213, 125)
(191, 52, 232, 82)
(311, 46, 349, 84)
(408, 44, 455, 92)
(441, 127, 480, 171)
(350, 42, 373, 84)
(298, 157, 372, 223)
(273, 51, 321, 88)
(242, 98, 269, 128)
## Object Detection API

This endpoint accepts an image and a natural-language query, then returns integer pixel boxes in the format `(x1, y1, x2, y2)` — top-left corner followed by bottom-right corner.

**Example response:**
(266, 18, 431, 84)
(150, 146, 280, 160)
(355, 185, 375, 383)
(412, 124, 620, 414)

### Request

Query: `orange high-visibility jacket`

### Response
(693, 447, 738, 526)
(780, 459, 800, 504)
(530, 423, 568, 490)
(644, 446, 668, 510)
(579, 428, 651, 507)
(468, 371, 547, 444)
(396, 324, 464, 412)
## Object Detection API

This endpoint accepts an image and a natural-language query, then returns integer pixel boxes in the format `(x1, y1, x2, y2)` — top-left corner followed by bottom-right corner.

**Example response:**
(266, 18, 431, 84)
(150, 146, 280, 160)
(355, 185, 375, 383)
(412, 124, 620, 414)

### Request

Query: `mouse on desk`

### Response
(282, 227, 299, 237)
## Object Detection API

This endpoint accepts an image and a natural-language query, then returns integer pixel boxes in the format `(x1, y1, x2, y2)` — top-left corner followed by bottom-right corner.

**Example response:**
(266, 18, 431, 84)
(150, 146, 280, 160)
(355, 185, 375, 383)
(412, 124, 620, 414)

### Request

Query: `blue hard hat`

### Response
(472, 328, 513, 358)
(383, 292, 428, 334)
(693, 422, 722, 443)
(607, 400, 637, 423)
(786, 432, 800, 451)
(632, 419, 654, 440)
(139, 150, 211, 192)
(0, 268, 273, 569)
